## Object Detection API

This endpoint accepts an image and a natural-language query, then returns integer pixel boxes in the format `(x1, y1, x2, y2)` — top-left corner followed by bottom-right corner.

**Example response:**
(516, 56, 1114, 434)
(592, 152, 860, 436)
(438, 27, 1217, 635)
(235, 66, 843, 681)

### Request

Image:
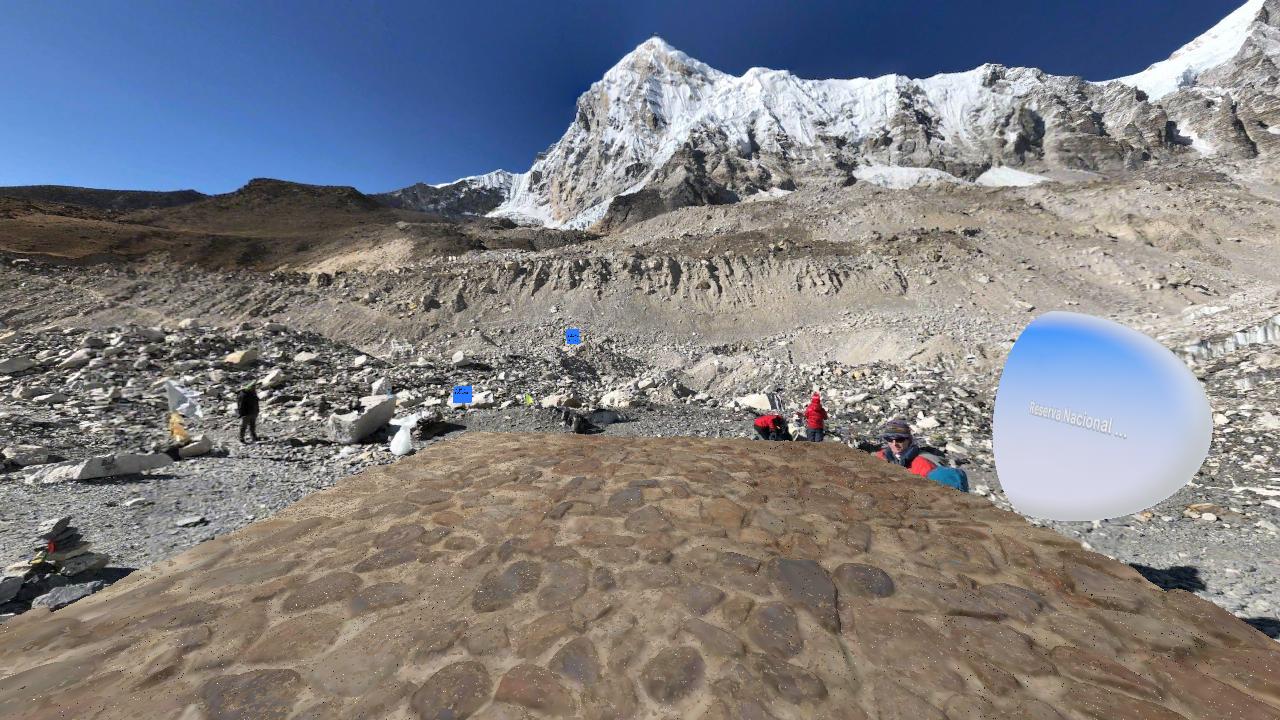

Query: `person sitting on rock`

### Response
(874, 418, 938, 478)
(803, 392, 828, 442)
(236, 383, 261, 443)
(753, 413, 789, 441)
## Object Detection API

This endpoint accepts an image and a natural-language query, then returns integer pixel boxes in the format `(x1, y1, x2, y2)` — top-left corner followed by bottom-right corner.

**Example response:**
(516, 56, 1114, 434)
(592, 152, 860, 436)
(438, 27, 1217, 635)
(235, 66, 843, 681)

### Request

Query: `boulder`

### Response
(31, 581, 104, 610)
(12, 385, 51, 400)
(734, 393, 774, 412)
(2, 445, 54, 467)
(57, 349, 93, 369)
(0, 356, 36, 374)
(263, 322, 288, 333)
(177, 318, 199, 329)
(541, 393, 582, 409)
(32, 393, 68, 405)
(372, 378, 392, 396)
(0, 574, 23, 604)
(179, 436, 213, 459)
(601, 389, 637, 409)
(224, 349, 259, 367)
(261, 368, 285, 389)
(294, 351, 319, 364)
(327, 397, 396, 444)
(58, 552, 110, 576)
(24, 453, 174, 484)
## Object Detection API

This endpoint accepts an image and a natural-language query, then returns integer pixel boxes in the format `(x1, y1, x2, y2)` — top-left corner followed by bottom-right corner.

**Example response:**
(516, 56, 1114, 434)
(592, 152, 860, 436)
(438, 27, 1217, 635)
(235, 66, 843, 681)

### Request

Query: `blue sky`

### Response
(0, 0, 1245, 194)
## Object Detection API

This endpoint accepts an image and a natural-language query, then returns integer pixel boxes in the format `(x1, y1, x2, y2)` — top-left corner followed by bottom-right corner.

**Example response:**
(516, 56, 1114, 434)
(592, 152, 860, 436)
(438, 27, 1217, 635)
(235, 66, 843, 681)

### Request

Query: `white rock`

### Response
(11, 386, 51, 400)
(0, 330, 16, 345)
(2, 445, 54, 467)
(224, 349, 259, 367)
(263, 322, 287, 333)
(177, 318, 199, 329)
(451, 350, 467, 365)
(25, 453, 173, 484)
(1213, 413, 1230, 426)
(1200, 513, 1219, 523)
(601, 389, 637, 409)
(541, 393, 583, 408)
(260, 368, 285, 389)
(122, 497, 153, 508)
(32, 393, 68, 405)
(327, 396, 396, 444)
(294, 351, 319, 364)
(637, 378, 655, 390)
(0, 356, 37, 374)
(733, 393, 774, 412)
(178, 435, 213, 458)
(352, 355, 370, 368)
(372, 378, 392, 395)
(1257, 413, 1280, 431)
(915, 416, 941, 430)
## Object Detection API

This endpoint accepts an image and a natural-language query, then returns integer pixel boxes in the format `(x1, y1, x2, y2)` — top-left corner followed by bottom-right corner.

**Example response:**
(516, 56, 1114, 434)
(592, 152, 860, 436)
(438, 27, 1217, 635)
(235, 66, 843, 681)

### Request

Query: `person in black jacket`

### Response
(236, 383, 260, 443)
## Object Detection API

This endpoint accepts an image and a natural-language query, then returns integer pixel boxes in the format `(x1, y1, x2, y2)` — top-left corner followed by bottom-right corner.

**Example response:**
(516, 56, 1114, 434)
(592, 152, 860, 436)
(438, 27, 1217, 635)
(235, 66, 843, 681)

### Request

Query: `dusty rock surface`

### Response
(1, 432, 1278, 720)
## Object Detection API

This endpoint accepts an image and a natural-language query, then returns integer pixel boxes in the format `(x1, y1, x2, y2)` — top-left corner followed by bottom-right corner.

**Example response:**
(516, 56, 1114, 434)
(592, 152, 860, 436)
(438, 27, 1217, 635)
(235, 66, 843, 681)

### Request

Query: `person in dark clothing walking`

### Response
(236, 383, 260, 443)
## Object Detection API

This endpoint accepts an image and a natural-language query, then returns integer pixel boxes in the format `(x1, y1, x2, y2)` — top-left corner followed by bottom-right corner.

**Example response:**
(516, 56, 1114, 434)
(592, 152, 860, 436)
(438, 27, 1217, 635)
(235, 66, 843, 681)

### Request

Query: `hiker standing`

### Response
(803, 393, 827, 442)
(236, 383, 261, 443)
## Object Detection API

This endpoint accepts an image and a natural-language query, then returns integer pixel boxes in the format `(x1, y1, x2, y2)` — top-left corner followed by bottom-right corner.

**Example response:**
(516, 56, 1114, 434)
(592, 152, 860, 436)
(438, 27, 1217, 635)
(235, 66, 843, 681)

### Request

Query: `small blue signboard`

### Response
(451, 385, 473, 404)
(565, 328, 582, 345)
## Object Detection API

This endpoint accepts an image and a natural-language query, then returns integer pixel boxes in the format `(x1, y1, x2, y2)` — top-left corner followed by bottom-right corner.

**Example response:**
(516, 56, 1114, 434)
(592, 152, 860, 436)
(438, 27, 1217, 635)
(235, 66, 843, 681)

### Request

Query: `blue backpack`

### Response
(927, 466, 970, 493)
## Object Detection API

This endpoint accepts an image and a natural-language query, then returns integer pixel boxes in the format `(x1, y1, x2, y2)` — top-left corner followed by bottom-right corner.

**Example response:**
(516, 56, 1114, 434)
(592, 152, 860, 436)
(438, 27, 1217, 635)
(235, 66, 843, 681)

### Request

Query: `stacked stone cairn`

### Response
(0, 515, 110, 619)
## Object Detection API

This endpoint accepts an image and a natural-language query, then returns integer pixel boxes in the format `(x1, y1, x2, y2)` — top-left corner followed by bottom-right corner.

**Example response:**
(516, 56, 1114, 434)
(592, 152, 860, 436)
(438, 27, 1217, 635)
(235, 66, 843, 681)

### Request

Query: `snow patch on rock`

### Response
(1108, 0, 1265, 100)
(975, 167, 1051, 187)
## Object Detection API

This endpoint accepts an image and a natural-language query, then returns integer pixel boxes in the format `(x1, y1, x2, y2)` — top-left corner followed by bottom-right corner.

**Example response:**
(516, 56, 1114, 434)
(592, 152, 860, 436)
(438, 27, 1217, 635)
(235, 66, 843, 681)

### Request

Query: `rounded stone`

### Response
(200, 669, 303, 720)
(495, 663, 576, 716)
(281, 572, 362, 612)
(538, 562, 589, 611)
(243, 613, 344, 663)
(747, 602, 804, 658)
(767, 558, 839, 632)
(549, 636, 602, 687)
(350, 582, 416, 614)
(749, 654, 829, 704)
(410, 661, 492, 720)
(833, 563, 895, 599)
(642, 646, 706, 704)
(473, 560, 543, 612)
(373, 523, 427, 549)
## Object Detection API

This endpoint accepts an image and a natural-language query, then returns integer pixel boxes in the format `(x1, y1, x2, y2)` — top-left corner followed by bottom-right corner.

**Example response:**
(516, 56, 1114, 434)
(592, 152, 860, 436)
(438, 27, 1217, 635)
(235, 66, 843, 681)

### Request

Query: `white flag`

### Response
(165, 380, 204, 418)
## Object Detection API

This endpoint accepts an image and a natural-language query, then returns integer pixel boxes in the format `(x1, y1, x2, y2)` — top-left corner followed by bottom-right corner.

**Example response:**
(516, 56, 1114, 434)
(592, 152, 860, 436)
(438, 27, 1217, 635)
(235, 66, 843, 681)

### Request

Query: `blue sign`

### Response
(565, 328, 582, 345)
(451, 385, 473, 404)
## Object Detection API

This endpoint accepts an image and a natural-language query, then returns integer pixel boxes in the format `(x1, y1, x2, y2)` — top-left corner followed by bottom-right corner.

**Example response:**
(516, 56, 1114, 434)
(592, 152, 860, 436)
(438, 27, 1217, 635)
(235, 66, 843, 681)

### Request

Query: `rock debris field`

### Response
(1, 313, 1279, 638)
(3, 432, 1279, 720)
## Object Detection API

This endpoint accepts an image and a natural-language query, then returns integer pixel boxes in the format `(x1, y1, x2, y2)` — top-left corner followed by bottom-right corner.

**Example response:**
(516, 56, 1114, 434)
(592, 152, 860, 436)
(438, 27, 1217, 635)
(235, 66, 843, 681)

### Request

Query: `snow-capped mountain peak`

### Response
(392, 4, 1279, 229)
(1109, 0, 1266, 100)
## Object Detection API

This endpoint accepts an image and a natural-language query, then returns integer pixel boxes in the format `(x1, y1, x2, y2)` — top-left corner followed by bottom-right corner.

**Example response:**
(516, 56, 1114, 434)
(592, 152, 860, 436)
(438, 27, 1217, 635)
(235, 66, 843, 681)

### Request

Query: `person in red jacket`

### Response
(875, 418, 938, 478)
(803, 393, 828, 442)
(753, 414, 789, 441)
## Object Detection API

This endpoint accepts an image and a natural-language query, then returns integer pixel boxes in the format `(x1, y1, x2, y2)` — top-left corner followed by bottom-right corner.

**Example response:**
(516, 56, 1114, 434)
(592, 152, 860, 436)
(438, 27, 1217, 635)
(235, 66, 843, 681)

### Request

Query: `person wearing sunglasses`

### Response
(874, 418, 938, 478)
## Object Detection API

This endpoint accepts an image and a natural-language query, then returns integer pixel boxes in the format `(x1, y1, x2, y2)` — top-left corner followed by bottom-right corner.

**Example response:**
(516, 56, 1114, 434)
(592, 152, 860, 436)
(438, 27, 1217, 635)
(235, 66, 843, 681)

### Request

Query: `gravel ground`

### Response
(4, 401, 1278, 638)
